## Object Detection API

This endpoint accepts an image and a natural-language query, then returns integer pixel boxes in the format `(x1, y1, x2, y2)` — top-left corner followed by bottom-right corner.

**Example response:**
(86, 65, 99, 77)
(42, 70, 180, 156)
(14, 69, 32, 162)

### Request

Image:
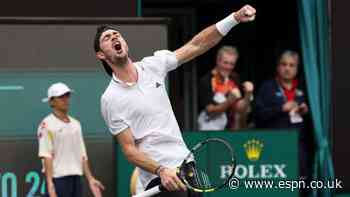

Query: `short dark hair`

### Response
(277, 50, 299, 65)
(94, 25, 119, 77)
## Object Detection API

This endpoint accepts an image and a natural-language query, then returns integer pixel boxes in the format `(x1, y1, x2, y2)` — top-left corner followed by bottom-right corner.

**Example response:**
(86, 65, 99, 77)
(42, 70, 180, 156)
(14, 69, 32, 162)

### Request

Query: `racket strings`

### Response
(199, 170, 211, 188)
(183, 163, 212, 189)
(181, 138, 235, 192)
(197, 140, 233, 189)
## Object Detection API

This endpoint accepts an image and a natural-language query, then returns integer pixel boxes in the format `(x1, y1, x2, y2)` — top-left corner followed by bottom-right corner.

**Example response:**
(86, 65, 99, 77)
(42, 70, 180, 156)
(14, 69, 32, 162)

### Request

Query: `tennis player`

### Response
(96, 5, 256, 196)
(37, 82, 105, 197)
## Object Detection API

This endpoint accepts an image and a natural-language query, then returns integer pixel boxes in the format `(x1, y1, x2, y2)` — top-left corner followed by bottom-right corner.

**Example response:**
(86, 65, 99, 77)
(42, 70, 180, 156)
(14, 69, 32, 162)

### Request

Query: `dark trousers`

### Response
(145, 177, 202, 197)
(44, 175, 82, 197)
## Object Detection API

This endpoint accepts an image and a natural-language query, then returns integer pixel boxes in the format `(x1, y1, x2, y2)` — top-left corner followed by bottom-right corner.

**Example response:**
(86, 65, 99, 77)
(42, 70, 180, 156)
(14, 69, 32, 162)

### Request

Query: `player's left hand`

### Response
(234, 5, 256, 23)
(88, 177, 105, 197)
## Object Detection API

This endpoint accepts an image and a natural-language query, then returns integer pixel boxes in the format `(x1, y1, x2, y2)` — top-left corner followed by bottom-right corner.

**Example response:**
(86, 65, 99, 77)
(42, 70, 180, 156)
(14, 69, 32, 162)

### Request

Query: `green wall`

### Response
(0, 71, 110, 136)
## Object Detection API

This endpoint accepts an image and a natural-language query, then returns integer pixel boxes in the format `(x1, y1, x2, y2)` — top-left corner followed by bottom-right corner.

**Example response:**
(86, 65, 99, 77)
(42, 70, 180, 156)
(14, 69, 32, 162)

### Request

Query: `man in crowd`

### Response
(254, 50, 310, 179)
(198, 46, 254, 131)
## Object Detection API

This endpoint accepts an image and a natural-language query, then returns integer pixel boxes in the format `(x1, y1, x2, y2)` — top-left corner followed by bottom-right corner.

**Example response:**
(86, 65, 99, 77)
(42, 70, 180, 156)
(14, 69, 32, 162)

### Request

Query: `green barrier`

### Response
(116, 130, 299, 197)
(337, 194, 350, 197)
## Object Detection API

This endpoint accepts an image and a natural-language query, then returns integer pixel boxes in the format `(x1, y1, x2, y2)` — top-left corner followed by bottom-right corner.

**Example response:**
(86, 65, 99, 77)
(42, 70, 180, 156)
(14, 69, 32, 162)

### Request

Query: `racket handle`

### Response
(132, 185, 164, 197)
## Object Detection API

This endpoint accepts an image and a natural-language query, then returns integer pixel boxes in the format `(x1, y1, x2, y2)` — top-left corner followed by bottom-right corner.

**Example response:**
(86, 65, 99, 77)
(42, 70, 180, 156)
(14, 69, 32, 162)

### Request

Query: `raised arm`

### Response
(175, 5, 256, 65)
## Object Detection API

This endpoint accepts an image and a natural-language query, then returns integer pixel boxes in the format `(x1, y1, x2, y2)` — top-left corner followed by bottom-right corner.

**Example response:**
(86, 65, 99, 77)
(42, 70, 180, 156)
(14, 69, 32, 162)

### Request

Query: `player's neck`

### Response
(112, 58, 138, 83)
(52, 110, 70, 123)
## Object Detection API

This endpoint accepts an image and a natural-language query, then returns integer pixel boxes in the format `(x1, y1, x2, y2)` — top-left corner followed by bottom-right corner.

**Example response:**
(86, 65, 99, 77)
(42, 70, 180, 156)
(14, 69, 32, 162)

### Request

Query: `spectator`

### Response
(255, 50, 308, 129)
(198, 46, 254, 131)
(254, 50, 310, 179)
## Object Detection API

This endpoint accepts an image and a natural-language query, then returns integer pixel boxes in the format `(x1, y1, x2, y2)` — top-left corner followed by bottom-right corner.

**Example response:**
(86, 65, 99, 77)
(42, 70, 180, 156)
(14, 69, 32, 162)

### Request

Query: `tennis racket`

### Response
(133, 137, 236, 197)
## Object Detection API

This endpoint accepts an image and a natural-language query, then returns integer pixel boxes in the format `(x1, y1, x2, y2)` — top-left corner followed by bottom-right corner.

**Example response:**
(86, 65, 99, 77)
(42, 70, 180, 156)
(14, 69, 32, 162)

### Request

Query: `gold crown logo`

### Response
(243, 139, 264, 161)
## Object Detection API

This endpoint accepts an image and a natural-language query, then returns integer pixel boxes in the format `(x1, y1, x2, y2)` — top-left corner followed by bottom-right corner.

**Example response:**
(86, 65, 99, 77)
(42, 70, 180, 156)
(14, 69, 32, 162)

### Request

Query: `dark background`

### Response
(0, 0, 137, 17)
(331, 0, 350, 192)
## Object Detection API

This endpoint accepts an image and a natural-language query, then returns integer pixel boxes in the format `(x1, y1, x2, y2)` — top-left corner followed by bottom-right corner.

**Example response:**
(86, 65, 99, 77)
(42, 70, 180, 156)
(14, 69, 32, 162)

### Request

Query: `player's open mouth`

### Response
(114, 42, 123, 54)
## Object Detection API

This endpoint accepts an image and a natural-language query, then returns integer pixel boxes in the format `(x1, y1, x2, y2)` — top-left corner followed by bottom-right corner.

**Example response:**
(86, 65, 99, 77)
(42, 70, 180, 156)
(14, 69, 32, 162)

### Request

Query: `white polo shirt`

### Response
(37, 114, 88, 178)
(101, 50, 190, 187)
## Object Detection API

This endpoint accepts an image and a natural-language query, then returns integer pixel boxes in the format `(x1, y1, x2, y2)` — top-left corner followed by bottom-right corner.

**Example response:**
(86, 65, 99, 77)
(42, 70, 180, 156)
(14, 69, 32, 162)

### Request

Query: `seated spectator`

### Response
(198, 46, 254, 131)
(254, 50, 310, 179)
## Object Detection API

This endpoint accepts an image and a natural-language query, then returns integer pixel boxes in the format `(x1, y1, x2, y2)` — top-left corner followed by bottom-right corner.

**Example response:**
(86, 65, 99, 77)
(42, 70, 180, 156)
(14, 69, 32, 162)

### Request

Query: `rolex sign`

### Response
(196, 131, 299, 197)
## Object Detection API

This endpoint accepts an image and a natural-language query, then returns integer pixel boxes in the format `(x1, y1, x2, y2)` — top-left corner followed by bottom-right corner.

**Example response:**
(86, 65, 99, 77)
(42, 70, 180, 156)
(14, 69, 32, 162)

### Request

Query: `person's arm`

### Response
(43, 157, 54, 181)
(37, 123, 56, 197)
(207, 83, 244, 115)
(295, 88, 309, 115)
(199, 74, 238, 115)
(206, 97, 237, 115)
(43, 157, 57, 197)
(116, 128, 186, 191)
(254, 83, 287, 123)
(175, 5, 256, 65)
(77, 126, 105, 197)
(82, 160, 105, 197)
(298, 102, 309, 115)
(116, 128, 158, 172)
(82, 160, 94, 180)
(242, 81, 254, 101)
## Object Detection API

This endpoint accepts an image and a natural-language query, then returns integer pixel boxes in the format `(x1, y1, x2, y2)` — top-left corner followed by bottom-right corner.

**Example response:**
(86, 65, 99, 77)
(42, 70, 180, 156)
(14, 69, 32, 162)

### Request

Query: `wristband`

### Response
(215, 13, 239, 36)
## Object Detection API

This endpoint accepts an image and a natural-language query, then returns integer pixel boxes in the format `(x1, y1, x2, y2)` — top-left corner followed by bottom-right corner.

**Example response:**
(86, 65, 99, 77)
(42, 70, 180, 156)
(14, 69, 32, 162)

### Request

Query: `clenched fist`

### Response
(234, 5, 256, 22)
